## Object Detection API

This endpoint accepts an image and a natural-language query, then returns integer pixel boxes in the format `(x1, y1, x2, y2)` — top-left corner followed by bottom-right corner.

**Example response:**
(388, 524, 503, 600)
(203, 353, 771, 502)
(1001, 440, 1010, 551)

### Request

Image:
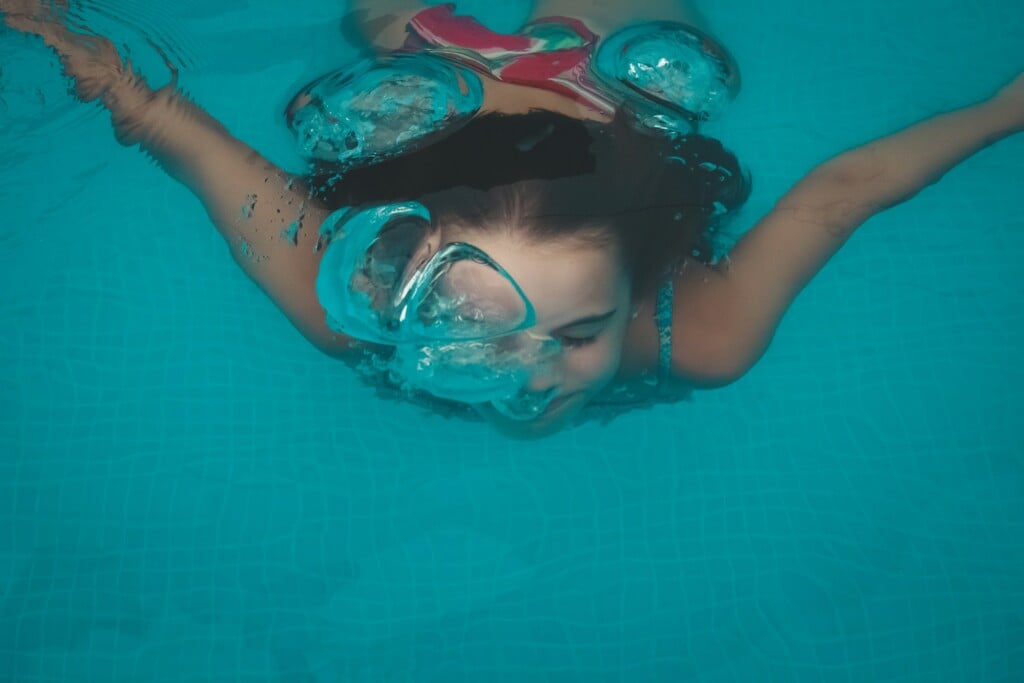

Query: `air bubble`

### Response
(281, 221, 301, 245)
(241, 194, 257, 219)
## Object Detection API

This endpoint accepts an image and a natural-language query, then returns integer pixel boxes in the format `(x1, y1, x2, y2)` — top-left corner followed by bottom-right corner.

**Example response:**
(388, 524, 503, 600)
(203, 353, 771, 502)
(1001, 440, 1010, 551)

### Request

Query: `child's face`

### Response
(440, 225, 634, 438)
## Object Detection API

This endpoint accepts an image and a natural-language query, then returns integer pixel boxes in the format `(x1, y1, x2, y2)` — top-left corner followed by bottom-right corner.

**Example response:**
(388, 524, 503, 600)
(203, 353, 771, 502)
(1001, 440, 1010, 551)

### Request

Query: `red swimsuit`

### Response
(400, 3, 618, 116)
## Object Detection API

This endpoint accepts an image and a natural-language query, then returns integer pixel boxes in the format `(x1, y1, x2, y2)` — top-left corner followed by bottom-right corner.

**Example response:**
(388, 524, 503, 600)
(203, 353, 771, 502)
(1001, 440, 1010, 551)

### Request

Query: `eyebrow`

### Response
(557, 309, 618, 330)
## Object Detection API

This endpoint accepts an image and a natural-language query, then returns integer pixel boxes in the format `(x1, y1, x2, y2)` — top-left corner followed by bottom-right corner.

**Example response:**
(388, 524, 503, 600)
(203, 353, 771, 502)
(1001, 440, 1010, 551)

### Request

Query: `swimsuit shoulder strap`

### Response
(655, 273, 674, 382)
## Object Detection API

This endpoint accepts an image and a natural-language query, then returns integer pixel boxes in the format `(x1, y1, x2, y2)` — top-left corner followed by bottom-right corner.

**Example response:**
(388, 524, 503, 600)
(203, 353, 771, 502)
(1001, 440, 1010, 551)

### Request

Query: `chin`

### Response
(473, 398, 584, 440)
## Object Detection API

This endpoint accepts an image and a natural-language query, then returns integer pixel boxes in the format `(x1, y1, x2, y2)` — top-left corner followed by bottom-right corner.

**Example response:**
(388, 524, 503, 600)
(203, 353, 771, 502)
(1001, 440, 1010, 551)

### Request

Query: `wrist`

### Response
(100, 70, 157, 147)
(985, 92, 1024, 135)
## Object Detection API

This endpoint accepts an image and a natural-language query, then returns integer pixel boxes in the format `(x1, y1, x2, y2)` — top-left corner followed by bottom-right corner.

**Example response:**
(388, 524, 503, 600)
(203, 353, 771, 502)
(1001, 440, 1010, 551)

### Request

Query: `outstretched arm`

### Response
(671, 75, 1023, 384)
(2, 4, 354, 356)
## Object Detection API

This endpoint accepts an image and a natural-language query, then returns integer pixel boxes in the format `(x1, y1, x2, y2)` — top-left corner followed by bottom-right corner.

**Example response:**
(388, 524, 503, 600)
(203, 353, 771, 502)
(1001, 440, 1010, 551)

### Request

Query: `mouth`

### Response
(475, 392, 584, 439)
(543, 391, 580, 414)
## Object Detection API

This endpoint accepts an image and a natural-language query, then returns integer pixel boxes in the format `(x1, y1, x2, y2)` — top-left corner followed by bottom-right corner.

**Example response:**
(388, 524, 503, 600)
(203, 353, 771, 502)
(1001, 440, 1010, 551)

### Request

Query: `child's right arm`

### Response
(3, 6, 356, 357)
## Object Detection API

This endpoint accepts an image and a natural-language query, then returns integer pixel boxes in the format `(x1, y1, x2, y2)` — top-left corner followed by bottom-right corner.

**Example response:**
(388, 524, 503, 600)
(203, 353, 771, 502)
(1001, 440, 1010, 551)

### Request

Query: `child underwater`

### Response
(2, 0, 1021, 439)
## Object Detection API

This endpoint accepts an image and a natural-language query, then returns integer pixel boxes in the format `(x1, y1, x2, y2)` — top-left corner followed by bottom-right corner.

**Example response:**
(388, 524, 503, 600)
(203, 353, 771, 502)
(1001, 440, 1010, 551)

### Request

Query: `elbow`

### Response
(306, 326, 369, 361)
(300, 323, 360, 360)
(676, 354, 756, 390)
(671, 330, 769, 389)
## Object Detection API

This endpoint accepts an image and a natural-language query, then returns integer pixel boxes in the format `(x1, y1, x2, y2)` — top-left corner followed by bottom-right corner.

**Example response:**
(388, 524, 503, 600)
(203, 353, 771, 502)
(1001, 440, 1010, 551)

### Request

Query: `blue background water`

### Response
(1, 0, 1022, 680)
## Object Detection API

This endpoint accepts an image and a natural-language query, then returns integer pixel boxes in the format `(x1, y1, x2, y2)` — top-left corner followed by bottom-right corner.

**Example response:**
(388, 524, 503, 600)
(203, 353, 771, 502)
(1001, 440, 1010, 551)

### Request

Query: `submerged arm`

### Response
(530, 0, 709, 35)
(672, 76, 1023, 383)
(3, 8, 353, 355)
(345, 0, 425, 51)
(347, 0, 711, 50)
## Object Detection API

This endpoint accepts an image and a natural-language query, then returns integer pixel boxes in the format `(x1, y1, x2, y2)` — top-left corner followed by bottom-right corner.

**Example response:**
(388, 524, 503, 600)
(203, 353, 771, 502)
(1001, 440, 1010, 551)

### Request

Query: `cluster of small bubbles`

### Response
(314, 207, 354, 252)
(241, 194, 257, 219)
(239, 240, 266, 262)
(281, 221, 301, 245)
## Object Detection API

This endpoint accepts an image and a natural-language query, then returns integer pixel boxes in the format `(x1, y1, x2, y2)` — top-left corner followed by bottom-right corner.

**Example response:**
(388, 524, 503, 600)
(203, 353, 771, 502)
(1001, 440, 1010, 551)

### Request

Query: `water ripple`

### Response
(1, 1, 202, 247)
(65, 0, 198, 74)
(1, 0, 198, 143)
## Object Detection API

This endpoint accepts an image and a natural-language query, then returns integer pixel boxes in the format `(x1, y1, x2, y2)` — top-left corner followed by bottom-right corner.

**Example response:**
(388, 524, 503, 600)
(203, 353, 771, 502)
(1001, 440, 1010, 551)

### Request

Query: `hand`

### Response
(2, 0, 126, 103)
(1, 0, 67, 26)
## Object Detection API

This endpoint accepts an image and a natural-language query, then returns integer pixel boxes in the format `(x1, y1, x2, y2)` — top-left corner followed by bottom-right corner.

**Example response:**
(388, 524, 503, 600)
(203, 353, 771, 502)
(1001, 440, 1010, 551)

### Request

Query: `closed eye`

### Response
(555, 309, 617, 349)
(559, 333, 598, 349)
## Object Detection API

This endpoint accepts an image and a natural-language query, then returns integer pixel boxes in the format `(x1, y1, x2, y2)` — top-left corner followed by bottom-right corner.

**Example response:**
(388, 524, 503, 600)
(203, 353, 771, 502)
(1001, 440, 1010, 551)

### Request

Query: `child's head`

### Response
(320, 110, 750, 291)
(429, 188, 635, 437)
(315, 111, 750, 434)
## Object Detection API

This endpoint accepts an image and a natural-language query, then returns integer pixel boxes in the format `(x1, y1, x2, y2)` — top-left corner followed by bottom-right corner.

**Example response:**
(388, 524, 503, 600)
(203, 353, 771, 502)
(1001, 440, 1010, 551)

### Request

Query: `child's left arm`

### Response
(670, 74, 1023, 384)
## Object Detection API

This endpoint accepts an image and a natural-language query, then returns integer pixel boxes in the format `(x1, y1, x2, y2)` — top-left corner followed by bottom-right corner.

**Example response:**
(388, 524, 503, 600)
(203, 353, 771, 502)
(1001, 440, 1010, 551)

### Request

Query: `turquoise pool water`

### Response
(1, 0, 1022, 680)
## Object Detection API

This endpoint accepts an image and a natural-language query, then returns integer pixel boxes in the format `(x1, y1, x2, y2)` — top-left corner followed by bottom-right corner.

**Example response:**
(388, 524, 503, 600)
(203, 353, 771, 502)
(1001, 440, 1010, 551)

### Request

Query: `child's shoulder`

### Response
(620, 258, 751, 390)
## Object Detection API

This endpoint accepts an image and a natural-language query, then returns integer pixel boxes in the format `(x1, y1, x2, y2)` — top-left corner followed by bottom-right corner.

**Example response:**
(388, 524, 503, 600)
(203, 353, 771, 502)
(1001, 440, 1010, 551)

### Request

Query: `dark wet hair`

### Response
(311, 110, 751, 295)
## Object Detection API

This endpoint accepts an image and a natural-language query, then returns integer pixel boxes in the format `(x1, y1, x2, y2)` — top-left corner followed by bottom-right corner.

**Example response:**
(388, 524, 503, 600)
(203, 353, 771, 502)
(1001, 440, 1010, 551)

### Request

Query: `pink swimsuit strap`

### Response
(401, 3, 618, 116)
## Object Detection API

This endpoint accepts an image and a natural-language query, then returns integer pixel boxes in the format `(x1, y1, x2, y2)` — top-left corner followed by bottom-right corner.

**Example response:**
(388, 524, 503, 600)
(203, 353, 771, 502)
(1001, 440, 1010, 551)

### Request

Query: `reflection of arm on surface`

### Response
(530, 0, 709, 34)
(670, 88, 1023, 385)
(3, 10, 354, 356)
(344, 0, 427, 51)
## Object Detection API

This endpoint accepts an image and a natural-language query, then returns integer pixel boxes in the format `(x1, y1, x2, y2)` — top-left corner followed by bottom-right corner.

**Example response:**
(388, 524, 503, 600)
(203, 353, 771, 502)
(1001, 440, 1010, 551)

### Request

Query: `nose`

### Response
(523, 352, 564, 394)
(511, 330, 564, 395)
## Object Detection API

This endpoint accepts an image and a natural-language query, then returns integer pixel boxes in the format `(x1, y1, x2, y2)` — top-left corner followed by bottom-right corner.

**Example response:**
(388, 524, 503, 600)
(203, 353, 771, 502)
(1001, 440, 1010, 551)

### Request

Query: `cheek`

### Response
(563, 336, 623, 383)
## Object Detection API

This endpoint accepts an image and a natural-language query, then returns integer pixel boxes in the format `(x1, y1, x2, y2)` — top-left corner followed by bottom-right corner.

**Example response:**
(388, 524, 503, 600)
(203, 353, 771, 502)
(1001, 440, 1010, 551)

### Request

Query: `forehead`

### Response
(440, 227, 627, 326)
